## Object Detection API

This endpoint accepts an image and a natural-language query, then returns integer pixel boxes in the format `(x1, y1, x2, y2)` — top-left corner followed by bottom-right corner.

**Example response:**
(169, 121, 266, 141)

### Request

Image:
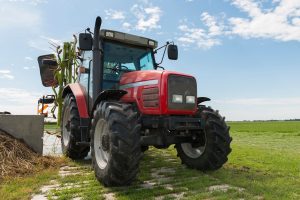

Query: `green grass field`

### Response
(1, 121, 299, 200)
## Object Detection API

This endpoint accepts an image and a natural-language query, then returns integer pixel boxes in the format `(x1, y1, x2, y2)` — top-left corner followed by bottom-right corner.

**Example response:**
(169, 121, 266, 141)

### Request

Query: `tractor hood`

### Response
(120, 70, 163, 87)
(119, 70, 195, 87)
(119, 70, 197, 115)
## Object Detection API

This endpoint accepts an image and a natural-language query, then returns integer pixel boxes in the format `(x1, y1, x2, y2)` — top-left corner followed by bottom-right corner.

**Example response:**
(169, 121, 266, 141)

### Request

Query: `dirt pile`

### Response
(0, 130, 63, 179)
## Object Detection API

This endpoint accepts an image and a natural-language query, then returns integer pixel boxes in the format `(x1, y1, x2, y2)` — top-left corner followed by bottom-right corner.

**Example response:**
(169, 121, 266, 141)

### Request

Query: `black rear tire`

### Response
(90, 101, 142, 186)
(141, 146, 149, 152)
(176, 106, 232, 170)
(61, 94, 90, 160)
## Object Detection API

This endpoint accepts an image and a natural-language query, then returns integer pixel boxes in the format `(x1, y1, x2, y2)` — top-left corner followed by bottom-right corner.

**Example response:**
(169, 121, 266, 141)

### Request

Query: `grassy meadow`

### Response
(0, 121, 299, 200)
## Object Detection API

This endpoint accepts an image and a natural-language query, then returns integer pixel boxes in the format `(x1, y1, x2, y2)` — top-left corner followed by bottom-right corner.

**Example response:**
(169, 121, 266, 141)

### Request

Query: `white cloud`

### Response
(23, 66, 36, 70)
(105, 9, 125, 20)
(28, 35, 62, 52)
(131, 4, 162, 31)
(122, 22, 132, 30)
(0, 88, 38, 102)
(0, 70, 14, 80)
(229, 0, 300, 41)
(40, 36, 62, 46)
(0, 88, 42, 114)
(201, 12, 224, 36)
(6, 0, 47, 5)
(0, 2, 41, 30)
(0, 70, 10, 74)
(28, 40, 49, 52)
(102, 2, 162, 32)
(178, 0, 300, 50)
(25, 56, 33, 61)
(177, 13, 224, 49)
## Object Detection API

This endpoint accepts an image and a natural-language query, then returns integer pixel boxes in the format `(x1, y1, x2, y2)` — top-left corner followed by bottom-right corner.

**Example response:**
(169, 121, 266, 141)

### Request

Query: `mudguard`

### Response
(62, 83, 89, 118)
(197, 97, 211, 104)
(91, 89, 127, 115)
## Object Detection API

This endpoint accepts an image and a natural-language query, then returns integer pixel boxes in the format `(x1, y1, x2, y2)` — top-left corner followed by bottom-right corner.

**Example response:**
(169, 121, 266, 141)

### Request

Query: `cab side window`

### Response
(79, 51, 92, 92)
(139, 52, 154, 70)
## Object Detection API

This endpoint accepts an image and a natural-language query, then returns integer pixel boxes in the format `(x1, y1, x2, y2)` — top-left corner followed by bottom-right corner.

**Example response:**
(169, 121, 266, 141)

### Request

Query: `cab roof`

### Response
(100, 29, 158, 49)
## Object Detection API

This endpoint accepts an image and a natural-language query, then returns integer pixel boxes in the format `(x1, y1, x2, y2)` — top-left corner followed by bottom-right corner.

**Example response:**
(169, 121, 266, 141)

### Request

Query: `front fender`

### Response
(62, 83, 89, 118)
(91, 89, 127, 115)
(197, 97, 211, 105)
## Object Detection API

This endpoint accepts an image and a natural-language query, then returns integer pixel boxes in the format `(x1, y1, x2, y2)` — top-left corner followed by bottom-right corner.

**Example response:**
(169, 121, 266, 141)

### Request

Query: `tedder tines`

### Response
(37, 16, 232, 186)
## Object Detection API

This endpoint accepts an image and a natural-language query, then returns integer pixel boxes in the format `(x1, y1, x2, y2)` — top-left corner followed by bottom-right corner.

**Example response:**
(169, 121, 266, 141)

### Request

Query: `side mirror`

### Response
(167, 44, 178, 60)
(37, 54, 59, 87)
(79, 33, 93, 51)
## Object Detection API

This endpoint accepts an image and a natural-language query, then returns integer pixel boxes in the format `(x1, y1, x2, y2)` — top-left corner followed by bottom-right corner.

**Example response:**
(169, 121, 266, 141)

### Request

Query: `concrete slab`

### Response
(43, 132, 62, 155)
(0, 115, 44, 154)
(42, 131, 91, 159)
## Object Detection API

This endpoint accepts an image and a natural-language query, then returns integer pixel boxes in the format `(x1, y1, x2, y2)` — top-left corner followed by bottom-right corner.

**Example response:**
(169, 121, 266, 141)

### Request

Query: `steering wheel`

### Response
(111, 64, 129, 73)
(120, 65, 129, 70)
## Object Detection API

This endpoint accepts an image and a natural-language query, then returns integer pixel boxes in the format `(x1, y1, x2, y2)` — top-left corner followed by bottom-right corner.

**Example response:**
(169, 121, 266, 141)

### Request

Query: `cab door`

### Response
(78, 50, 93, 112)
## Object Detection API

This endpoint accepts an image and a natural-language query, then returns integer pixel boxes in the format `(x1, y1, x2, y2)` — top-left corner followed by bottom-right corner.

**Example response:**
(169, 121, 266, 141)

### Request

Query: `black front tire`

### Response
(176, 106, 232, 170)
(90, 101, 142, 186)
(61, 94, 90, 160)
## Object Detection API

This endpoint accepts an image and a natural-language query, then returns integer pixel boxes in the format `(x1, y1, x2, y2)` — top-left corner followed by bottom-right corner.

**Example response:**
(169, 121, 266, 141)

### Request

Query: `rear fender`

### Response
(91, 89, 127, 115)
(62, 83, 89, 118)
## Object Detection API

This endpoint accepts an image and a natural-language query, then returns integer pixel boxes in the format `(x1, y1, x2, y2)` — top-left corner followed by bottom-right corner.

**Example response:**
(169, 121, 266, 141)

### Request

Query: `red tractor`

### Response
(39, 17, 231, 186)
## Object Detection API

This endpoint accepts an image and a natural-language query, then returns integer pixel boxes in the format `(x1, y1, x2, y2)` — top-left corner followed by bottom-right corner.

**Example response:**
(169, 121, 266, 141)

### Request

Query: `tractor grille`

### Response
(142, 87, 159, 108)
(168, 75, 197, 110)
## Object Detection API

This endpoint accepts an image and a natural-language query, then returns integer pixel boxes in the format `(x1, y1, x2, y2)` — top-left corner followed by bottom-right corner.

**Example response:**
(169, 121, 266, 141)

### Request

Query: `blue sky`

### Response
(0, 0, 300, 120)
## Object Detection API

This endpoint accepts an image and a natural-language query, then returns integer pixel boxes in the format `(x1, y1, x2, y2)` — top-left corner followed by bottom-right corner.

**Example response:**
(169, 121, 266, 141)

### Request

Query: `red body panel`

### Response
(120, 70, 162, 115)
(65, 83, 89, 118)
(66, 70, 197, 118)
(120, 70, 197, 115)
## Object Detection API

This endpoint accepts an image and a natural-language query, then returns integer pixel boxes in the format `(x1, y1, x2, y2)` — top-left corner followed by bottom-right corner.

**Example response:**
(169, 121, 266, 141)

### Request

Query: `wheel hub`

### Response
(181, 132, 206, 158)
(65, 120, 71, 132)
(62, 106, 71, 146)
(101, 134, 109, 151)
(181, 143, 205, 158)
(94, 119, 109, 170)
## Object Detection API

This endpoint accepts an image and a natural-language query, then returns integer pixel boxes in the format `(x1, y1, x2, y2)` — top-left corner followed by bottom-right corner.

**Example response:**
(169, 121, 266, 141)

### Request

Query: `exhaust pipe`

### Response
(92, 16, 103, 103)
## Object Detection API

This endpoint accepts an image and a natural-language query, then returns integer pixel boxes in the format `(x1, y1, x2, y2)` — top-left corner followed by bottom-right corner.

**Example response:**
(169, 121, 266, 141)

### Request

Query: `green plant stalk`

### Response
(53, 39, 78, 126)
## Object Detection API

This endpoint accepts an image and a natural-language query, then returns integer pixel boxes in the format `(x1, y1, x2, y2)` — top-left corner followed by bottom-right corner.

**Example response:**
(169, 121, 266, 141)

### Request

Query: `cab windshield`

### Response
(103, 41, 155, 71)
(102, 41, 155, 89)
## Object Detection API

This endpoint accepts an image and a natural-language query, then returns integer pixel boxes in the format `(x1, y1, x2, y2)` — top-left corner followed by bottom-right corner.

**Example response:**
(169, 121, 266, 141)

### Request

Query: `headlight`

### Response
(172, 94, 183, 103)
(186, 96, 195, 104)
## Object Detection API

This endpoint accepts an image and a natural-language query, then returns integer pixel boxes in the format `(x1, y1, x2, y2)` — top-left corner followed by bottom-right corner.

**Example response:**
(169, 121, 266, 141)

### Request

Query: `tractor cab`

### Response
(100, 30, 157, 90)
(78, 29, 178, 90)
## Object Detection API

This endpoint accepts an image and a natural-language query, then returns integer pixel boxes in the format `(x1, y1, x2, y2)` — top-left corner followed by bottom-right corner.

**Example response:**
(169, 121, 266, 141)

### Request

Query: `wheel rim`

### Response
(181, 143, 205, 158)
(181, 133, 206, 159)
(62, 106, 71, 146)
(94, 119, 109, 169)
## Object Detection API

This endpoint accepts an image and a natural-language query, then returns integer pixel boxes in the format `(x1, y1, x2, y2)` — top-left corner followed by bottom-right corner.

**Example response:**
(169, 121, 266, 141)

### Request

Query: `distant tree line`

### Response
(226, 119, 300, 122)
(241, 119, 300, 122)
